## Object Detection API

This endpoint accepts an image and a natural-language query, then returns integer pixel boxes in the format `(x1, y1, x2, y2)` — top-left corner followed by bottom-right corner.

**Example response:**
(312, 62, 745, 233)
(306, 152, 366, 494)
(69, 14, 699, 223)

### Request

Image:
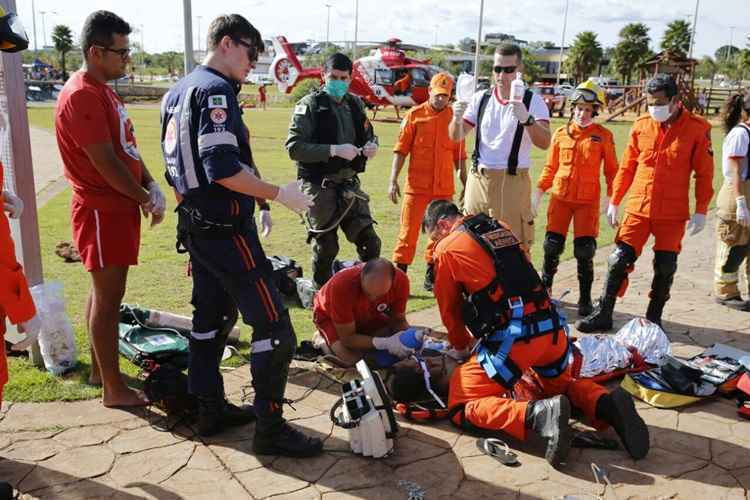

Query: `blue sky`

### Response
(16, 0, 750, 59)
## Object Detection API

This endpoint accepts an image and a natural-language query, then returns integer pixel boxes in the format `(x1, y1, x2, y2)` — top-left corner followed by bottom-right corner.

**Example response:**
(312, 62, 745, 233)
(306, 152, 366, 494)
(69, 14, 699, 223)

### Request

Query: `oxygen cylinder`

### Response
(510, 72, 525, 103)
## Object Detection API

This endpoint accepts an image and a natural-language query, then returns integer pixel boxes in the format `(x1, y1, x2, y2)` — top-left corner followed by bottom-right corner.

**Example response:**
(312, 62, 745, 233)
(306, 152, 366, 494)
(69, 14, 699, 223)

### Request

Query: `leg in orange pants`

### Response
(448, 333, 609, 440)
(616, 213, 685, 257)
(392, 193, 444, 266)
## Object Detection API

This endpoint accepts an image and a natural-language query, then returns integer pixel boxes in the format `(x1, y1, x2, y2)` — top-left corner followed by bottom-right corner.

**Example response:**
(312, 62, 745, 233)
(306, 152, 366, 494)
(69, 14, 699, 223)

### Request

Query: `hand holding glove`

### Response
(330, 144, 360, 161)
(275, 180, 314, 213)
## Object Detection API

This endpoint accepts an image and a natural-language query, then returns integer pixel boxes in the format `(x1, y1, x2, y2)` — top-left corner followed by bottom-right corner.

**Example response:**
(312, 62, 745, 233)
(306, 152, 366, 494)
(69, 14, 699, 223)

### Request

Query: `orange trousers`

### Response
(448, 334, 609, 440)
(393, 192, 446, 265)
(546, 196, 600, 239)
(616, 213, 686, 257)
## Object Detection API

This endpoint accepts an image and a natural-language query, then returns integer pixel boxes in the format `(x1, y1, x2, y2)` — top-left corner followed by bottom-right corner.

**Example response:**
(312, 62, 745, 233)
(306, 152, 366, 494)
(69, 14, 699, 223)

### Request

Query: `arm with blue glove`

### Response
(372, 328, 424, 358)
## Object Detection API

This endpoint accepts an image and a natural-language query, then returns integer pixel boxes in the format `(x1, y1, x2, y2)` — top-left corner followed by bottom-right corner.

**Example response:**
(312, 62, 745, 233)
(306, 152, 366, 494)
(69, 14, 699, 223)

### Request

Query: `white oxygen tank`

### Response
(510, 72, 525, 103)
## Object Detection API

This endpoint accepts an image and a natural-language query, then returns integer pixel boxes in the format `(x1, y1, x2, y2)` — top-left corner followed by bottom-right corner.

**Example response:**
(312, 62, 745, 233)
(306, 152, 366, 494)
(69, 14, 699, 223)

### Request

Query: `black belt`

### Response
(176, 204, 254, 243)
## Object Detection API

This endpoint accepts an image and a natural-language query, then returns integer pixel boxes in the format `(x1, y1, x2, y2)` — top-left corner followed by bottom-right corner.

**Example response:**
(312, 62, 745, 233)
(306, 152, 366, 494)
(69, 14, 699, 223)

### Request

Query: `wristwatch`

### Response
(522, 115, 536, 127)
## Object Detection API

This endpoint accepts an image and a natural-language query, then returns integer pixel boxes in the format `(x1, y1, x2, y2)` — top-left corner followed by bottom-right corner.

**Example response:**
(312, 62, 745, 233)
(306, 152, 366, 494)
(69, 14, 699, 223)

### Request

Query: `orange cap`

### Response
(430, 72, 454, 95)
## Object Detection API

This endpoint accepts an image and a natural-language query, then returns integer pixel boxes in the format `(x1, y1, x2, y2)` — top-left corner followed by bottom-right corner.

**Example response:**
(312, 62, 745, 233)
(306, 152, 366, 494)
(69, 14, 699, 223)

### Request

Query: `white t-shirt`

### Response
(722, 124, 750, 181)
(463, 87, 550, 170)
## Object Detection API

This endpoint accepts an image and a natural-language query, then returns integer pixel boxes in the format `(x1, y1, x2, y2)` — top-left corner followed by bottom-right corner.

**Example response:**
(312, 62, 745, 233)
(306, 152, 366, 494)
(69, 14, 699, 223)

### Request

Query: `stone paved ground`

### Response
(1, 212, 749, 499)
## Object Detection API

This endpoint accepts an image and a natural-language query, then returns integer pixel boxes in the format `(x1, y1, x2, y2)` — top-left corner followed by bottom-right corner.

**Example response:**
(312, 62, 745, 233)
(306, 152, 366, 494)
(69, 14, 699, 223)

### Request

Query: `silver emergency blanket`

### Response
(574, 318, 672, 378)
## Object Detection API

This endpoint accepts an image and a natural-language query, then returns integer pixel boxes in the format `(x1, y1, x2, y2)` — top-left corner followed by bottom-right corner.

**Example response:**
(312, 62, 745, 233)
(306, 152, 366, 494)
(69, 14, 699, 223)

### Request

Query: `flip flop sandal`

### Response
(571, 431, 619, 450)
(476, 437, 520, 466)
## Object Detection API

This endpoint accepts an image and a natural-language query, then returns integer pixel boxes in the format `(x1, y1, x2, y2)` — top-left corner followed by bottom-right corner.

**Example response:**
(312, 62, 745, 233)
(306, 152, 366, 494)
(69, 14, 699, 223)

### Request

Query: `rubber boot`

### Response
(525, 395, 572, 467)
(197, 396, 223, 437)
(596, 388, 650, 459)
(542, 232, 566, 291)
(0, 482, 13, 500)
(222, 400, 257, 427)
(576, 245, 634, 333)
(424, 262, 435, 292)
(576, 257, 594, 317)
(646, 251, 677, 329)
(253, 402, 323, 457)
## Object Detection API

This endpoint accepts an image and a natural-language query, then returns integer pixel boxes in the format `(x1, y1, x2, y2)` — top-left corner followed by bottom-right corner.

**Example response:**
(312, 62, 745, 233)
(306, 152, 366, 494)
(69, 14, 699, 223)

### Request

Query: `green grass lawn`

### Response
(8, 104, 727, 402)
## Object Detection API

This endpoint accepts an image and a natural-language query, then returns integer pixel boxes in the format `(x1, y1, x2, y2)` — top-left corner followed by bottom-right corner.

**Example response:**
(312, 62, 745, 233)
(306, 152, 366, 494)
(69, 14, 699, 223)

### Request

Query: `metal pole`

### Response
(39, 11, 46, 49)
(556, 0, 569, 85)
(182, 0, 194, 74)
(31, 0, 37, 52)
(728, 26, 736, 60)
(325, 4, 331, 44)
(139, 24, 145, 69)
(472, 0, 484, 89)
(196, 16, 202, 53)
(352, 0, 358, 60)
(687, 0, 699, 60)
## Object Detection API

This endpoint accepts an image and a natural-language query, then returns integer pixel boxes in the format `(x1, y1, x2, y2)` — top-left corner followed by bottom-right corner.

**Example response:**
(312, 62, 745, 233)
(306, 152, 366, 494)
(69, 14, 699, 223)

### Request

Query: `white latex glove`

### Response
(512, 101, 530, 123)
(2, 190, 24, 219)
(143, 181, 166, 227)
(446, 346, 472, 362)
(258, 209, 272, 237)
(531, 189, 544, 218)
(600, 195, 610, 214)
(452, 101, 468, 118)
(362, 141, 378, 159)
(274, 180, 314, 213)
(687, 213, 706, 236)
(330, 144, 360, 161)
(13, 314, 41, 352)
(736, 196, 750, 228)
(372, 332, 415, 359)
(606, 203, 620, 228)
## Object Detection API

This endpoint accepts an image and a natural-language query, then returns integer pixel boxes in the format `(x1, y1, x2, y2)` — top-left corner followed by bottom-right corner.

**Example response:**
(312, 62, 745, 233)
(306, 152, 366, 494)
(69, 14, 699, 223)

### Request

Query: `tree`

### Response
(715, 45, 741, 61)
(520, 47, 543, 84)
(660, 19, 691, 58)
(564, 31, 603, 83)
(458, 37, 475, 52)
(51, 24, 74, 79)
(612, 22, 651, 84)
(696, 56, 718, 80)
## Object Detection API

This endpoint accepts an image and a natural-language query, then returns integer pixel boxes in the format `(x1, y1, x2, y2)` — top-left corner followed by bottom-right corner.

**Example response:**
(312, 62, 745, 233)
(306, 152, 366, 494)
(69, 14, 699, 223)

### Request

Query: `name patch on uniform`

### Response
(208, 94, 228, 109)
(294, 103, 307, 115)
(591, 135, 602, 143)
(482, 227, 520, 250)
(210, 108, 228, 124)
(163, 117, 178, 154)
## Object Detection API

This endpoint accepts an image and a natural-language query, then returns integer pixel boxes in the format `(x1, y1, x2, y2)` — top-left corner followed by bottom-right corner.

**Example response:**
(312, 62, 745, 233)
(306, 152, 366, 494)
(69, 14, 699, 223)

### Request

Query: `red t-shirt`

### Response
(55, 71, 143, 212)
(313, 265, 410, 334)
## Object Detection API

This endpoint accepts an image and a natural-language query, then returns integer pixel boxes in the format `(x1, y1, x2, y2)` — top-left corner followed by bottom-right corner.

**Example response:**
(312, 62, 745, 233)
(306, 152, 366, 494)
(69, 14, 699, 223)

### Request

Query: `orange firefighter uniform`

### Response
(432, 218, 608, 439)
(538, 123, 618, 238)
(0, 163, 37, 401)
(392, 101, 467, 266)
(612, 108, 714, 256)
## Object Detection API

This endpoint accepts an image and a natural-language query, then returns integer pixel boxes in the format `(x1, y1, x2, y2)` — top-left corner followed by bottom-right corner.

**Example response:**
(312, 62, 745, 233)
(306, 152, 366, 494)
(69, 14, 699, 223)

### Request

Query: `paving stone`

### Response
(235, 465, 310, 498)
(678, 412, 733, 440)
(2, 439, 66, 462)
(0, 401, 136, 431)
(0, 457, 35, 488)
(281, 485, 322, 500)
(20, 446, 115, 491)
(109, 440, 194, 487)
(712, 436, 750, 470)
(461, 453, 549, 489)
(160, 468, 250, 499)
(638, 407, 679, 430)
(273, 453, 339, 483)
(185, 445, 225, 471)
(108, 424, 189, 454)
(394, 453, 463, 498)
(650, 425, 711, 460)
(53, 425, 120, 447)
(397, 419, 462, 449)
(451, 479, 520, 499)
(323, 485, 404, 500)
(208, 439, 273, 473)
(20, 477, 163, 500)
(518, 480, 585, 499)
(316, 456, 392, 492)
(382, 435, 446, 467)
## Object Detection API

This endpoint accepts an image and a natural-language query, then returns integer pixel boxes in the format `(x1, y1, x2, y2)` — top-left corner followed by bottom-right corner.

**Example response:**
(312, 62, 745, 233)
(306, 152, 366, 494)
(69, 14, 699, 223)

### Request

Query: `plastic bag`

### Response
(575, 335, 632, 377)
(456, 73, 475, 103)
(613, 318, 671, 365)
(30, 281, 77, 375)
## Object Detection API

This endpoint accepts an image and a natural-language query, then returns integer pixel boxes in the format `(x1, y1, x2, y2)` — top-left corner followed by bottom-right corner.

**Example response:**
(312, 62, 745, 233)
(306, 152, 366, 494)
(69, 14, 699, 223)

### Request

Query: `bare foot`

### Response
(102, 385, 149, 408)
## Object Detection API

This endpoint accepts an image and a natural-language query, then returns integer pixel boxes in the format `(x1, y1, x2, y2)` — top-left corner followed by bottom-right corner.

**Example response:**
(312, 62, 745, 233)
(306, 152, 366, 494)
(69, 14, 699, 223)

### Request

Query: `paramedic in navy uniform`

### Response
(160, 14, 322, 457)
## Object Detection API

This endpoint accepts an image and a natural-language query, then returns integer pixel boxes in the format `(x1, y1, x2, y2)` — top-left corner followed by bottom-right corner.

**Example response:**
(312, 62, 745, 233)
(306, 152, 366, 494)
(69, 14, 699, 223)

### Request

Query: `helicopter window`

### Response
(410, 68, 429, 87)
(374, 69, 394, 85)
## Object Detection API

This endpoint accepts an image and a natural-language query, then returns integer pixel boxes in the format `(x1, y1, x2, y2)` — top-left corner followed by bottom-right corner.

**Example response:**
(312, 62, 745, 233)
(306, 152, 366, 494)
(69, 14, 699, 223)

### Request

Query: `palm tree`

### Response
(660, 20, 691, 59)
(51, 24, 74, 80)
(565, 31, 603, 83)
(612, 23, 651, 84)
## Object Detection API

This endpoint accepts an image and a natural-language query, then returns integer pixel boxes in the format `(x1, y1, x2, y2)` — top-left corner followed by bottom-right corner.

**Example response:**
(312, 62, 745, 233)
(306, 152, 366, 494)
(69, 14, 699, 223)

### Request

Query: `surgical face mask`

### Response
(573, 109, 593, 127)
(648, 104, 672, 123)
(324, 79, 349, 99)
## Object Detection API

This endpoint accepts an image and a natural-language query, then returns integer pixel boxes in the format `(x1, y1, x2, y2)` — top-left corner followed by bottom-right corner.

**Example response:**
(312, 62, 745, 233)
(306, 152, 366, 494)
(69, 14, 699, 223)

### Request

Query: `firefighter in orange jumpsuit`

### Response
(389, 72, 466, 288)
(577, 74, 715, 332)
(533, 81, 618, 316)
(423, 199, 649, 467)
(0, 8, 41, 404)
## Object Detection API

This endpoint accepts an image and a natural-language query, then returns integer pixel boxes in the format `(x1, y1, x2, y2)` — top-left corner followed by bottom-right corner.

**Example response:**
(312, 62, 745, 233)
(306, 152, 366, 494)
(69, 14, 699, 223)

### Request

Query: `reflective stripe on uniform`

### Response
(179, 86, 200, 189)
(191, 329, 218, 340)
(198, 131, 239, 150)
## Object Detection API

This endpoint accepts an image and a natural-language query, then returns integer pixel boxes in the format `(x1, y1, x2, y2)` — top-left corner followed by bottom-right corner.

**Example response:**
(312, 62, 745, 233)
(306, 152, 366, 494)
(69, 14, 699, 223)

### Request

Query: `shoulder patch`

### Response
(294, 103, 308, 115)
(208, 94, 228, 109)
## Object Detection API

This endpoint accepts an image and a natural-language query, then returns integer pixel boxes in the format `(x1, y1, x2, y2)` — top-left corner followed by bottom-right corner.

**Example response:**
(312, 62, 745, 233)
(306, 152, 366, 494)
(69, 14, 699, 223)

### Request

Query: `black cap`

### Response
(646, 73, 678, 99)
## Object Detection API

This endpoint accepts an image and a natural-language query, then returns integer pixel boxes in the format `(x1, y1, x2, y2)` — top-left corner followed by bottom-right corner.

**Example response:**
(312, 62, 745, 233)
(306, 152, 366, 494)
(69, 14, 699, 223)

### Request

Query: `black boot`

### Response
(596, 388, 650, 459)
(576, 244, 635, 333)
(222, 400, 257, 427)
(646, 251, 677, 328)
(424, 262, 435, 292)
(574, 237, 596, 317)
(0, 481, 13, 500)
(396, 263, 408, 273)
(197, 396, 223, 437)
(525, 395, 572, 467)
(542, 232, 566, 291)
(253, 402, 323, 457)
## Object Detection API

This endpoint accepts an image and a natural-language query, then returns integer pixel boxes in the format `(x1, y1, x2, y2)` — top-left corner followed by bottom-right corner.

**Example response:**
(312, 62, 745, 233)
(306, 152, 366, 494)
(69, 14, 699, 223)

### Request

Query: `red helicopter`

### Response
(269, 36, 446, 115)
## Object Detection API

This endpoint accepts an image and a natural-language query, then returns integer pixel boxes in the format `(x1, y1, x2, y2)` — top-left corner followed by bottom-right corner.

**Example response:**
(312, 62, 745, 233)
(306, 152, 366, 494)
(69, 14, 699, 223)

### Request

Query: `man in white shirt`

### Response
(449, 43, 551, 249)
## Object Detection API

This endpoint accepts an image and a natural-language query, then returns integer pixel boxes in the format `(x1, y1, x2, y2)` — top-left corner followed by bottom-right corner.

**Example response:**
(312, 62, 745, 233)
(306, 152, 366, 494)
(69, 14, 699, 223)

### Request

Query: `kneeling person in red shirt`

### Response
(313, 258, 415, 366)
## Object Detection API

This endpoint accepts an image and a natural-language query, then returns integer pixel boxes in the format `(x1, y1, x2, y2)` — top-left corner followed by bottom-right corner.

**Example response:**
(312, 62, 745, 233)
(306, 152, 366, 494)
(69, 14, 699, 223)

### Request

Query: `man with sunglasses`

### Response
(56, 11, 165, 408)
(449, 43, 551, 250)
(160, 14, 321, 457)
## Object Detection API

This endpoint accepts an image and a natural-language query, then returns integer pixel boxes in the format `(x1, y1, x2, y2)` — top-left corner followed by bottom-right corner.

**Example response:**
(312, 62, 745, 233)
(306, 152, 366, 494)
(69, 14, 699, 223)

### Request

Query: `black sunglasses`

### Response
(95, 45, 130, 60)
(233, 38, 259, 63)
(493, 65, 517, 74)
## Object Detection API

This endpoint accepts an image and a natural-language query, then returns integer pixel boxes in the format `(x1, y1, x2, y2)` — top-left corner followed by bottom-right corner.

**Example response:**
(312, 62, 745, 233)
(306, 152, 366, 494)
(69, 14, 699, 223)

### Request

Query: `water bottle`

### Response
(510, 72, 525, 103)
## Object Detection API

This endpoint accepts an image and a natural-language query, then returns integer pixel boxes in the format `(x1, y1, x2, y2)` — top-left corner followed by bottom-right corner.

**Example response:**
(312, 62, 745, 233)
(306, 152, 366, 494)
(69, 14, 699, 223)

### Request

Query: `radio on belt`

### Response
(330, 360, 398, 458)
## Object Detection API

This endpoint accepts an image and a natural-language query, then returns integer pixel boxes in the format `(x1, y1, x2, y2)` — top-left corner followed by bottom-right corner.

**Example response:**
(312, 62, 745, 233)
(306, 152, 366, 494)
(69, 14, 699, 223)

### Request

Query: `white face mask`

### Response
(574, 114, 593, 127)
(648, 104, 672, 123)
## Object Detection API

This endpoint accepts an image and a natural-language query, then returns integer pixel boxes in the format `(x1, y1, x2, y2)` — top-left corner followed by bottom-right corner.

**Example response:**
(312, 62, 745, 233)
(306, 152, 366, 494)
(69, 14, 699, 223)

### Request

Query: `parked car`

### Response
(533, 83, 566, 117)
